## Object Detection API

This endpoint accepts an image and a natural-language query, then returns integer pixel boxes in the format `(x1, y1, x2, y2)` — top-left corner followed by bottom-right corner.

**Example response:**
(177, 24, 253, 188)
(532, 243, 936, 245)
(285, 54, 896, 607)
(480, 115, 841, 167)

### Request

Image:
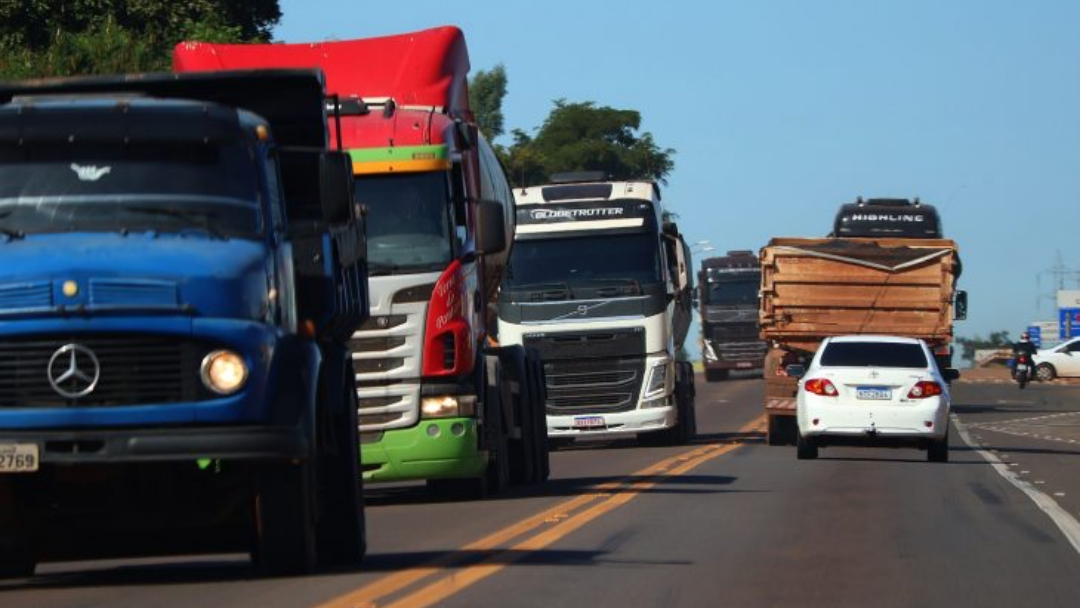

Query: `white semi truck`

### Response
(497, 173, 697, 446)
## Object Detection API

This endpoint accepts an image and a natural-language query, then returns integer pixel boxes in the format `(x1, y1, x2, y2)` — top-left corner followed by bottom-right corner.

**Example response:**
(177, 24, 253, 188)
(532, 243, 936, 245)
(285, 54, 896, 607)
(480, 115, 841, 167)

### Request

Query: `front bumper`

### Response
(360, 416, 486, 482)
(547, 401, 676, 437)
(0, 424, 310, 465)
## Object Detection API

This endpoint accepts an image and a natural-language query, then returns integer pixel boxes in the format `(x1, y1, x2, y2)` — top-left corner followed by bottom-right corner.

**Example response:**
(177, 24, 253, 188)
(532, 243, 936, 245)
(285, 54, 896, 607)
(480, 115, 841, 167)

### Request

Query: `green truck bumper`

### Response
(360, 417, 487, 482)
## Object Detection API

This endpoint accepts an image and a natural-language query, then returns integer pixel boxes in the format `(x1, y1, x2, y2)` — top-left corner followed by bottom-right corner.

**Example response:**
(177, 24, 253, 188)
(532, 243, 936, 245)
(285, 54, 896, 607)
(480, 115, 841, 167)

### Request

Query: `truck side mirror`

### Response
(320, 151, 355, 225)
(954, 290, 968, 321)
(785, 364, 806, 379)
(474, 200, 506, 255)
(942, 368, 961, 383)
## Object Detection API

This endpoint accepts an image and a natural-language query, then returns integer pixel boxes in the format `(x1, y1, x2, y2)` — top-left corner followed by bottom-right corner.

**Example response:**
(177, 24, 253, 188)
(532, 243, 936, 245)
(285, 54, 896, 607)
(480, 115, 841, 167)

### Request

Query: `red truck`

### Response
(175, 26, 549, 497)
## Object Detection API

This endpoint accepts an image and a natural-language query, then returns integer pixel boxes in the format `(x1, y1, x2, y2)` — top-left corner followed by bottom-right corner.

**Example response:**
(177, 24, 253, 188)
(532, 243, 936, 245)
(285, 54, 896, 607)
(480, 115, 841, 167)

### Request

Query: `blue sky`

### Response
(275, 0, 1080, 343)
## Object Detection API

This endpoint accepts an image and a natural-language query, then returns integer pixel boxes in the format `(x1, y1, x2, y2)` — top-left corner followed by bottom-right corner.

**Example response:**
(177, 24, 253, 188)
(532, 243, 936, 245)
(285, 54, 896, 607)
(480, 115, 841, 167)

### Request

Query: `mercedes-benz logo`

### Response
(47, 344, 101, 399)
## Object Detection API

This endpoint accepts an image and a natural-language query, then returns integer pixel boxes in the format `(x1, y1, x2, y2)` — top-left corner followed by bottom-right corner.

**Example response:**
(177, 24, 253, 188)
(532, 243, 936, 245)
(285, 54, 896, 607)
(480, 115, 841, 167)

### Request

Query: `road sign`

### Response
(1060, 308, 1080, 340)
(1027, 325, 1042, 348)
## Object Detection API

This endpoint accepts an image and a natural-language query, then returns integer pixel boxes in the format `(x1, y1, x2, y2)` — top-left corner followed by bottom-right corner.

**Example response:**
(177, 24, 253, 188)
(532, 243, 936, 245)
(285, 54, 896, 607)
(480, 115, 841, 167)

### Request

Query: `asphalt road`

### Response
(4, 374, 1080, 607)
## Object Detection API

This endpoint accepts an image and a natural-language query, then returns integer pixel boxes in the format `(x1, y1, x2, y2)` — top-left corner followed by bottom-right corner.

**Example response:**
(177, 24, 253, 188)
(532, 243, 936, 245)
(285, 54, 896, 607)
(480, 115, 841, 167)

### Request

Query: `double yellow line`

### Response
(317, 416, 765, 608)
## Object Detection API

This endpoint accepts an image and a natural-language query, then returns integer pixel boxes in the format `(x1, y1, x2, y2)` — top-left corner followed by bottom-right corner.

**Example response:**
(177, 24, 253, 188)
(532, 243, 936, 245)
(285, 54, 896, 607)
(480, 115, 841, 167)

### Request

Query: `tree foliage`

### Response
(469, 64, 507, 140)
(955, 331, 1013, 363)
(0, 1, 280, 77)
(503, 100, 675, 188)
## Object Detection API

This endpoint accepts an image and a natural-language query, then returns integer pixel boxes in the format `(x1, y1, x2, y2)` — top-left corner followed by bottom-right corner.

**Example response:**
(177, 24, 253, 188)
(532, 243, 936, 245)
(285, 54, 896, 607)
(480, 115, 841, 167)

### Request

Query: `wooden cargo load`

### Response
(759, 237, 961, 353)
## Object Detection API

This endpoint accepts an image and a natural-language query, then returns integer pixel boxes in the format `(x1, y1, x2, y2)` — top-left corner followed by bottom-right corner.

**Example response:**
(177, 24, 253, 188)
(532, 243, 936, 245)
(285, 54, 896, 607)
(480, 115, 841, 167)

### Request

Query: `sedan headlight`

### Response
(421, 395, 477, 419)
(200, 350, 248, 395)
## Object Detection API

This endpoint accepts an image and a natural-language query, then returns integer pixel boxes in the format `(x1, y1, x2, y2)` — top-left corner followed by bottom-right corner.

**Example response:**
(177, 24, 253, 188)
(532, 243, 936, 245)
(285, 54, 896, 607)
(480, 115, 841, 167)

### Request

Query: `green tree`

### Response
(469, 64, 507, 140)
(504, 99, 675, 187)
(956, 331, 1013, 364)
(0, 1, 279, 77)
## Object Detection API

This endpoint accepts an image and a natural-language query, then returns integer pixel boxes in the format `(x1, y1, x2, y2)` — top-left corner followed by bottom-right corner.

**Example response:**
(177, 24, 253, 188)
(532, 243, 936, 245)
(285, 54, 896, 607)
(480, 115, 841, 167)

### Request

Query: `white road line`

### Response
(953, 414, 1080, 556)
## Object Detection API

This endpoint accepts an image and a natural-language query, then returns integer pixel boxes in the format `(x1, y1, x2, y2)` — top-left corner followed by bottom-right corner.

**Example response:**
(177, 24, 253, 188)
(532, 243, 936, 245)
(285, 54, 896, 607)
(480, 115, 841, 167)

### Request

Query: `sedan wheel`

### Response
(1034, 363, 1056, 382)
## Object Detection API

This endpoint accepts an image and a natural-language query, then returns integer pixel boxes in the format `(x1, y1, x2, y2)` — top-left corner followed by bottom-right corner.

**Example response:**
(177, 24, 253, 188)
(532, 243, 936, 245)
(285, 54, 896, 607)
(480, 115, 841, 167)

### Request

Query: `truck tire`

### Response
(767, 415, 796, 446)
(0, 481, 36, 579)
(316, 361, 366, 567)
(705, 369, 728, 382)
(503, 347, 536, 485)
(528, 353, 551, 483)
(256, 461, 318, 576)
(484, 361, 511, 495)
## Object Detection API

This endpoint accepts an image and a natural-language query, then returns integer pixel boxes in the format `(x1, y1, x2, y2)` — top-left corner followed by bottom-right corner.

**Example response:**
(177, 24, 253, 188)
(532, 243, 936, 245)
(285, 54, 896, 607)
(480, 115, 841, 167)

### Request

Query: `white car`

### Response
(1033, 336, 1080, 381)
(794, 335, 959, 462)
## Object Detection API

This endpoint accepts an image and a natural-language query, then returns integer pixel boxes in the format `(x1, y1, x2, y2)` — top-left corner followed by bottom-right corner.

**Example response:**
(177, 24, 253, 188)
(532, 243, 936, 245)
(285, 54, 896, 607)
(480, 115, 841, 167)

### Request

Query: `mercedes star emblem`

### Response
(47, 344, 101, 399)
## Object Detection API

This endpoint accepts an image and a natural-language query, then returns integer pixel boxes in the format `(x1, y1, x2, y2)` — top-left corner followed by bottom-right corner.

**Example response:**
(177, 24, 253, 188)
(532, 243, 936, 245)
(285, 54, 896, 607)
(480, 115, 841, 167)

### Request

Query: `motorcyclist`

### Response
(1012, 332, 1038, 379)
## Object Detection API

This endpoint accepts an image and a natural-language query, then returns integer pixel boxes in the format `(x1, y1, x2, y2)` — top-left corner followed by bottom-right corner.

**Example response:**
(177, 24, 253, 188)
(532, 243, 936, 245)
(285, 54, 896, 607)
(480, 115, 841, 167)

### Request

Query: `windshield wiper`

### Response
(577, 278, 643, 294)
(509, 282, 575, 301)
(124, 206, 227, 240)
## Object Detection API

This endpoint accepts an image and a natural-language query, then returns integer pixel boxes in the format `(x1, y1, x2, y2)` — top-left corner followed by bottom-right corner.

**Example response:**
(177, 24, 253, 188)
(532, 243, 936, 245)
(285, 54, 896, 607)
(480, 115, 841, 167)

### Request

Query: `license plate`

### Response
(0, 443, 39, 473)
(856, 387, 892, 400)
(737, 362, 752, 369)
(1016, 364, 1028, 372)
(572, 416, 606, 429)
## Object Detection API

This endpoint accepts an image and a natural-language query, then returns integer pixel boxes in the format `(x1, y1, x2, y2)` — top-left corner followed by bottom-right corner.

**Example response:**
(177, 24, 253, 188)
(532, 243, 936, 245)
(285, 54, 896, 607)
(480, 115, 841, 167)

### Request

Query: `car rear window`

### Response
(820, 342, 928, 368)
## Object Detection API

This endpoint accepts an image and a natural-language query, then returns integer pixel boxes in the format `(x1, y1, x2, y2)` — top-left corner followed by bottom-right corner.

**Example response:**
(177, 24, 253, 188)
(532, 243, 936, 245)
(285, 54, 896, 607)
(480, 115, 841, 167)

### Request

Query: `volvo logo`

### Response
(47, 344, 101, 399)
(552, 300, 612, 321)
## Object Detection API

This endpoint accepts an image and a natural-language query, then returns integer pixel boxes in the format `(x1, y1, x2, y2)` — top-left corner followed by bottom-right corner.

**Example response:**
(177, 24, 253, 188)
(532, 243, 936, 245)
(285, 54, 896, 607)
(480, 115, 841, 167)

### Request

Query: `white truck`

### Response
(497, 173, 696, 446)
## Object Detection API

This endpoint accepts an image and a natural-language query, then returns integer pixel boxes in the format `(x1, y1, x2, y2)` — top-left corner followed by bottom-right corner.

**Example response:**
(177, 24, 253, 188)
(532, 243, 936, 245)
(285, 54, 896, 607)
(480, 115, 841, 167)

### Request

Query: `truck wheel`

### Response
(504, 348, 536, 485)
(0, 481, 36, 579)
(705, 369, 728, 382)
(767, 415, 795, 446)
(256, 462, 318, 576)
(529, 354, 551, 482)
(316, 368, 366, 567)
(426, 476, 487, 499)
(484, 372, 511, 495)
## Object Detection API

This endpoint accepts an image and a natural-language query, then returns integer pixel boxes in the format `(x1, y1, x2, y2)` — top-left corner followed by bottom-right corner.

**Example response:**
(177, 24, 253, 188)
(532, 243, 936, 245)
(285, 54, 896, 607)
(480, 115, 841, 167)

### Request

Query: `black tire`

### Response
(484, 359, 510, 495)
(928, 433, 949, 463)
(705, 369, 728, 382)
(1035, 363, 1056, 382)
(796, 433, 818, 460)
(0, 483, 36, 579)
(528, 353, 551, 483)
(505, 348, 536, 485)
(768, 415, 796, 446)
(316, 363, 366, 567)
(427, 476, 487, 499)
(1018, 375, 1028, 389)
(256, 462, 318, 576)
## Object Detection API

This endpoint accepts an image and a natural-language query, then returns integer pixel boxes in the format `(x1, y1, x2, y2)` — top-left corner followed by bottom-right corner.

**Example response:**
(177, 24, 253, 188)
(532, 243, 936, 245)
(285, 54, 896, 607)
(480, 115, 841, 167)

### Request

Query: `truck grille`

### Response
(0, 335, 205, 408)
(541, 356, 644, 413)
(525, 329, 646, 414)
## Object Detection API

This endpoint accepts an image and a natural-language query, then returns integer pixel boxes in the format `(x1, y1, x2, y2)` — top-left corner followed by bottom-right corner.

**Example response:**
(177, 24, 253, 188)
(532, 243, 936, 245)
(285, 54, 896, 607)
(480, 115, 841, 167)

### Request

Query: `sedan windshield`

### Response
(820, 342, 928, 368)
(0, 141, 261, 239)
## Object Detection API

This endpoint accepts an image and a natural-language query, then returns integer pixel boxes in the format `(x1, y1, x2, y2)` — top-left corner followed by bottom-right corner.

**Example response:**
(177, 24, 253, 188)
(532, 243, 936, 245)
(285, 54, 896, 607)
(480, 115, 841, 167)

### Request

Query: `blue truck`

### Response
(0, 69, 368, 576)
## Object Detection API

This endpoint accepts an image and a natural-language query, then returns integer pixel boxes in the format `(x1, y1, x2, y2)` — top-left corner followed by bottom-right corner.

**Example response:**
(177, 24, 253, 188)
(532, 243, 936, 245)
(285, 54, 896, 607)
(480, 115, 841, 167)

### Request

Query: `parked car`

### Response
(793, 335, 960, 462)
(1033, 336, 1080, 381)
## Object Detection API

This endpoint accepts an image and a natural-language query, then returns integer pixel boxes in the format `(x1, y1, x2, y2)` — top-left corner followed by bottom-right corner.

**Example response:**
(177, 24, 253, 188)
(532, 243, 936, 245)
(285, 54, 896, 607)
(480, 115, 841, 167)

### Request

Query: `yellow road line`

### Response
(318, 416, 765, 608)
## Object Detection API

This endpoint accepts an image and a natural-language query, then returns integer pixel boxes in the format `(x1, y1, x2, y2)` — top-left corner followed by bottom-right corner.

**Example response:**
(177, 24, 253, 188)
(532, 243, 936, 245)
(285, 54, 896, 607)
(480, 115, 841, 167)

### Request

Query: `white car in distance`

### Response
(793, 335, 959, 462)
(1033, 336, 1080, 382)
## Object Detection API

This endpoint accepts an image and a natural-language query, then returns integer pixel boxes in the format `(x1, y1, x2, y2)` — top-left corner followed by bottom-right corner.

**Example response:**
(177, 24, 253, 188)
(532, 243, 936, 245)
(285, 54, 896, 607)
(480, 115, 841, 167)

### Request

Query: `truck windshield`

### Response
(706, 278, 759, 305)
(505, 233, 662, 292)
(0, 141, 261, 239)
(354, 172, 454, 275)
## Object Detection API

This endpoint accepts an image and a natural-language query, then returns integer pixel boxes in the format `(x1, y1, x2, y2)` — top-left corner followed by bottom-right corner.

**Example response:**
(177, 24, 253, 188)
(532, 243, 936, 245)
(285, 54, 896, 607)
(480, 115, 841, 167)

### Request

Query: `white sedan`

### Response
(794, 335, 959, 462)
(1033, 336, 1080, 381)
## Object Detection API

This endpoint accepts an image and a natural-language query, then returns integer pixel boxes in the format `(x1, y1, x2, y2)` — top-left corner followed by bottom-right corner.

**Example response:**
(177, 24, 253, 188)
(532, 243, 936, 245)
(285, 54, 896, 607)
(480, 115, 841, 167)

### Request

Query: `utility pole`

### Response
(1037, 250, 1079, 317)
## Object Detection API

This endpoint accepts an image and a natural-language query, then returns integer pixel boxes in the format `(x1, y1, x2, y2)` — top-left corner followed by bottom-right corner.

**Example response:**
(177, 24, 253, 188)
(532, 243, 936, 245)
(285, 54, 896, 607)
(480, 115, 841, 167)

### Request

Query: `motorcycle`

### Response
(1014, 353, 1033, 389)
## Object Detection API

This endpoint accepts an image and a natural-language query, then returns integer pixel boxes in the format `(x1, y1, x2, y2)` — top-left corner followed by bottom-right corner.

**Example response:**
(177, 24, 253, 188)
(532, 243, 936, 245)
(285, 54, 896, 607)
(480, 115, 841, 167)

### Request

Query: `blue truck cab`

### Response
(0, 70, 368, 577)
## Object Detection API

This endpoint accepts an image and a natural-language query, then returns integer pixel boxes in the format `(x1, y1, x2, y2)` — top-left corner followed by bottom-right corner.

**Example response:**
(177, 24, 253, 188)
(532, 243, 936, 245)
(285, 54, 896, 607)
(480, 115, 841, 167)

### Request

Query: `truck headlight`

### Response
(643, 359, 671, 399)
(421, 395, 476, 419)
(200, 350, 248, 395)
